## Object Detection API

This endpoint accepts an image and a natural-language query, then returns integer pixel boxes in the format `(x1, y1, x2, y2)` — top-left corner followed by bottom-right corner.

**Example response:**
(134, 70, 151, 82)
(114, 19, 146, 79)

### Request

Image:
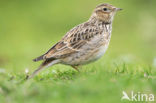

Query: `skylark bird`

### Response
(28, 3, 122, 79)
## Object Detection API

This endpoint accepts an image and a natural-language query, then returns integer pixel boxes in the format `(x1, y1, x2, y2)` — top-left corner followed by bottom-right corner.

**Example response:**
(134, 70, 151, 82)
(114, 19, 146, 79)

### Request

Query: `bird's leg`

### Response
(71, 66, 80, 72)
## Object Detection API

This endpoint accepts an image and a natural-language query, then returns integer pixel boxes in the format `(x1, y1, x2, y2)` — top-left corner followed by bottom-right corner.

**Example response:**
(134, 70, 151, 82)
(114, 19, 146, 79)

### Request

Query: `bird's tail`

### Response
(28, 58, 59, 79)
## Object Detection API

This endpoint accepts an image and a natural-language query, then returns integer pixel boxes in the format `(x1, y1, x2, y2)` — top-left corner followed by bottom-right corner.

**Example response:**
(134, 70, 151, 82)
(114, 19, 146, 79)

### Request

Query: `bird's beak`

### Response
(116, 8, 122, 11)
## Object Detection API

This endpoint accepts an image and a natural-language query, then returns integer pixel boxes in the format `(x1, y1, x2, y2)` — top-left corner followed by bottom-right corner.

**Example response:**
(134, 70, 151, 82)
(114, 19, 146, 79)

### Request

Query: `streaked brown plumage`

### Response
(28, 3, 122, 79)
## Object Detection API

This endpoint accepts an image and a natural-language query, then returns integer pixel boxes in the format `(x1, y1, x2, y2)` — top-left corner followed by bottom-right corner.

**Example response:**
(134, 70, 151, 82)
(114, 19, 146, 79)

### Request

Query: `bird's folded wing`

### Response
(45, 41, 80, 59)
(44, 23, 100, 59)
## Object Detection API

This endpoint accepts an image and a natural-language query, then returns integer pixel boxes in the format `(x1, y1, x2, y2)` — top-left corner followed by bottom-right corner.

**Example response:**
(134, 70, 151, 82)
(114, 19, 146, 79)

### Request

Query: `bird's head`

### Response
(90, 3, 122, 24)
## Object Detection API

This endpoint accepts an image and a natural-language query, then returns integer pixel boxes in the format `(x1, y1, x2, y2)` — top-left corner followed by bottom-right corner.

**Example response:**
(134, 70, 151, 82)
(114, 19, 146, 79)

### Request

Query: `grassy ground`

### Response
(0, 0, 156, 103)
(0, 59, 156, 103)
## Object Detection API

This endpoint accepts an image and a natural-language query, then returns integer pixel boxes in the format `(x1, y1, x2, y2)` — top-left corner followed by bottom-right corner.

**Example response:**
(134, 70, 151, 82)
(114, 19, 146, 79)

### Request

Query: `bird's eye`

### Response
(103, 8, 108, 11)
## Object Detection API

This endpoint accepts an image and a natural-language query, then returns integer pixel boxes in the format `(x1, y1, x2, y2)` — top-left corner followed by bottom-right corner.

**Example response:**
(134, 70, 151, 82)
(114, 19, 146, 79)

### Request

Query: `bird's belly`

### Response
(92, 45, 108, 60)
(61, 45, 108, 66)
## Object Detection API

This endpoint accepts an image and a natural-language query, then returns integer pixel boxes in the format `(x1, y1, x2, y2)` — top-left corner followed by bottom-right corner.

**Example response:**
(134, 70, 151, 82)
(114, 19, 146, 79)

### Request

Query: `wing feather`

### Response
(40, 22, 101, 60)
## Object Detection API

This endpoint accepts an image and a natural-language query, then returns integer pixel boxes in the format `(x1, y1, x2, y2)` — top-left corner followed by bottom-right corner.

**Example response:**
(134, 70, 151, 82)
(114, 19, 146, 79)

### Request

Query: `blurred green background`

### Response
(0, 0, 156, 71)
(0, 0, 156, 103)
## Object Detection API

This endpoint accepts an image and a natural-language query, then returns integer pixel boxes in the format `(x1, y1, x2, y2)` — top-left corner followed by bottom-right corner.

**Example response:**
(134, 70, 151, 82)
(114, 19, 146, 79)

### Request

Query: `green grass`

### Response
(0, 58, 156, 103)
(0, 0, 156, 103)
